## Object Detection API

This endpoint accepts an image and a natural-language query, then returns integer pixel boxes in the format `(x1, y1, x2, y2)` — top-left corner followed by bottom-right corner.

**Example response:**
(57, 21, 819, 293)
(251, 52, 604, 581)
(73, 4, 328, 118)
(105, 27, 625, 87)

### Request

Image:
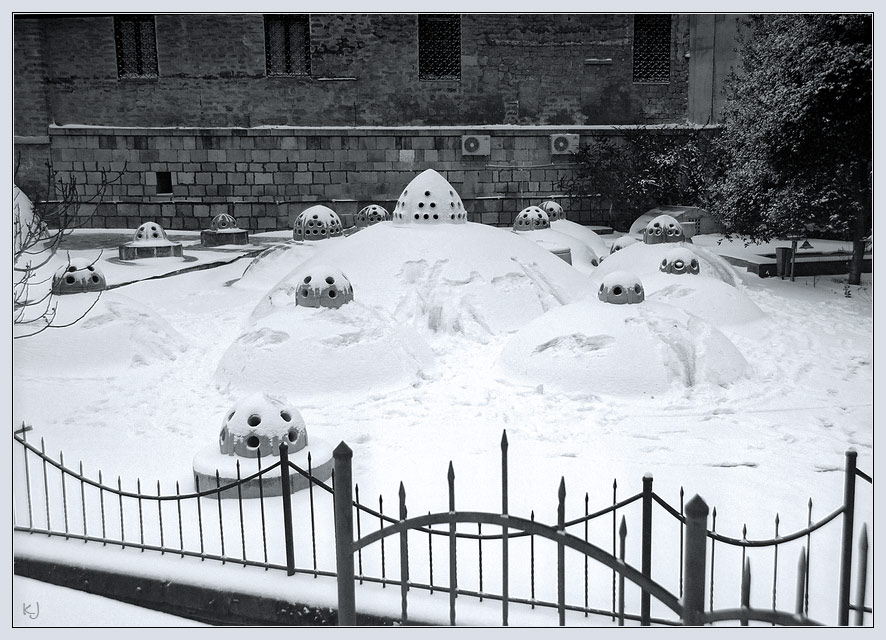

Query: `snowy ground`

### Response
(11, 223, 873, 626)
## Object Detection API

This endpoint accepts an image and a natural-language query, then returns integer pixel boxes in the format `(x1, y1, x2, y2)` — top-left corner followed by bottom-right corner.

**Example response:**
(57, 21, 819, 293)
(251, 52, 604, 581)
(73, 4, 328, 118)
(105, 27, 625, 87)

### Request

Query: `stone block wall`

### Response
(16, 14, 691, 130)
(48, 125, 648, 231)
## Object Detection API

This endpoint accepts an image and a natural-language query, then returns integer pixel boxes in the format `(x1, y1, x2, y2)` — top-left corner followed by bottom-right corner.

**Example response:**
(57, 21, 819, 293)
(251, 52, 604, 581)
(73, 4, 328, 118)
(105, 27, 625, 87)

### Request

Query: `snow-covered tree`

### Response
(711, 14, 872, 284)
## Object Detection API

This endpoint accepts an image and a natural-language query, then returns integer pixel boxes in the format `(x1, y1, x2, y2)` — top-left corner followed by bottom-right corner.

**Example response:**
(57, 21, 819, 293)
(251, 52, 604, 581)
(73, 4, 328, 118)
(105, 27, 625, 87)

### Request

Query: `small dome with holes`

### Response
(293, 205, 344, 241)
(211, 212, 241, 232)
(132, 222, 174, 246)
(293, 265, 354, 309)
(354, 204, 390, 227)
(218, 392, 308, 459)
(598, 271, 645, 304)
(659, 247, 700, 275)
(391, 169, 467, 225)
(538, 200, 564, 221)
(610, 236, 639, 254)
(513, 206, 551, 231)
(51, 257, 106, 295)
(643, 214, 685, 245)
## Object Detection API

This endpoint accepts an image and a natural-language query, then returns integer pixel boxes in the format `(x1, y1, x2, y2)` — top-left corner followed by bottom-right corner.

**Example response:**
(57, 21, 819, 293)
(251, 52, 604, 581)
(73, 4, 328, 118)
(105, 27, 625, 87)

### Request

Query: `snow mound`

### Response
(215, 299, 435, 401)
(496, 299, 749, 396)
(257, 222, 595, 340)
(13, 292, 188, 373)
(645, 275, 766, 328)
(550, 219, 609, 256)
(514, 227, 600, 274)
(591, 242, 740, 289)
(234, 242, 330, 291)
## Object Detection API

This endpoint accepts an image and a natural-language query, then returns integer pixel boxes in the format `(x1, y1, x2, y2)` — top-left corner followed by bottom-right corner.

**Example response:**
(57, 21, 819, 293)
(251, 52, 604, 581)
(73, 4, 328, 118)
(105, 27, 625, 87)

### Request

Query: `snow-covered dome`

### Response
(215, 296, 434, 400)
(593, 242, 739, 289)
(391, 169, 467, 225)
(496, 299, 749, 397)
(513, 206, 551, 231)
(538, 200, 564, 221)
(294, 205, 344, 241)
(292, 264, 354, 309)
(51, 258, 106, 295)
(610, 236, 639, 254)
(218, 392, 307, 459)
(355, 204, 390, 227)
(549, 219, 608, 256)
(132, 222, 174, 246)
(643, 214, 685, 245)
(659, 247, 700, 275)
(598, 271, 645, 304)
(210, 212, 241, 232)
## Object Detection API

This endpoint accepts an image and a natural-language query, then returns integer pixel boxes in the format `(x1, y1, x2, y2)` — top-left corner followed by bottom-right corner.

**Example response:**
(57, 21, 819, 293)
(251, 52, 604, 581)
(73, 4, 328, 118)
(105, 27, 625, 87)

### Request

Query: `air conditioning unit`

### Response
(461, 134, 491, 156)
(550, 133, 580, 155)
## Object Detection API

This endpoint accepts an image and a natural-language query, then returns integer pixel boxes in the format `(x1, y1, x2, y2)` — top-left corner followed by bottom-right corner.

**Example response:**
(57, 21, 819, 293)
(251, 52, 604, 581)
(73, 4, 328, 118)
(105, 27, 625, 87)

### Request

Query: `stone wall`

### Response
(48, 125, 656, 231)
(16, 14, 691, 130)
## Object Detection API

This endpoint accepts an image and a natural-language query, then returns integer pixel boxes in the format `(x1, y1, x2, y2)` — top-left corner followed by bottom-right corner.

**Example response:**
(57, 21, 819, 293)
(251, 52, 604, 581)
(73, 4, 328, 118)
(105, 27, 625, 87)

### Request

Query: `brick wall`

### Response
(18, 14, 691, 130)
(49, 126, 643, 231)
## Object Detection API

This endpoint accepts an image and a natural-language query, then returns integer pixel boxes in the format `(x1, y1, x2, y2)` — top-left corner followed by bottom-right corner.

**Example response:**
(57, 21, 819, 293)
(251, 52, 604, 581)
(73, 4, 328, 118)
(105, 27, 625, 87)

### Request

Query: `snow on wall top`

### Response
(391, 169, 467, 226)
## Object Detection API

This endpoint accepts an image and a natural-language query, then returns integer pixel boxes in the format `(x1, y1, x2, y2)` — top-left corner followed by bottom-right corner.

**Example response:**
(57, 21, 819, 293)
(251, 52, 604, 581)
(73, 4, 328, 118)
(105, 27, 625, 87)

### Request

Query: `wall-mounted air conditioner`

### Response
(461, 134, 491, 156)
(550, 133, 580, 155)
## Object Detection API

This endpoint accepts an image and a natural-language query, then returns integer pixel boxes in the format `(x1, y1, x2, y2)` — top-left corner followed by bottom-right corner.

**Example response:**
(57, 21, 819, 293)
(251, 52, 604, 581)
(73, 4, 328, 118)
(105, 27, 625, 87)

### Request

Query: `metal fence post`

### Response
(838, 449, 857, 626)
(333, 442, 356, 626)
(682, 494, 709, 626)
(641, 473, 653, 625)
(279, 444, 295, 576)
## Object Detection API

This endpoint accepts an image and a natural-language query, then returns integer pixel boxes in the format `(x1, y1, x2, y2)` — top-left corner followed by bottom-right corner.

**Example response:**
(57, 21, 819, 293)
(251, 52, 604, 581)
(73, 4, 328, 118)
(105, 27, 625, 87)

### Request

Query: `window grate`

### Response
(265, 15, 311, 76)
(418, 15, 461, 80)
(632, 15, 671, 83)
(114, 15, 159, 79)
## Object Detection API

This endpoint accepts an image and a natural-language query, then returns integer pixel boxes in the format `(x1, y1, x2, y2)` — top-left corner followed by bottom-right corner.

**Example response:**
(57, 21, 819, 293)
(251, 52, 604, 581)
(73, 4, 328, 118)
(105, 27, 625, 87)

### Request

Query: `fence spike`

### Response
(854, 525, 869, 626)
(795, 548, 808, 617)
(741, 557, 751, 626)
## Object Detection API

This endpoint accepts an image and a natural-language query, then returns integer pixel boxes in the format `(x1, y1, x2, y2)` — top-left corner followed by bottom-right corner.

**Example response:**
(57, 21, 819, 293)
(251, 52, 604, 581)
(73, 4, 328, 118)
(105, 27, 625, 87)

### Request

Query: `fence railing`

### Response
(13, 426, 872, 626)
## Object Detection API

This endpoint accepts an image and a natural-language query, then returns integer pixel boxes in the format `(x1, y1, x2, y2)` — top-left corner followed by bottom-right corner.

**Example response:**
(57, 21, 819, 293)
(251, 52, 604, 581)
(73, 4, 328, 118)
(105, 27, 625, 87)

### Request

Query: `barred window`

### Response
(114, 16, 158, 79)
(265, 15, 311, 76)
(418, 15, 461, 80)
(632, 15, 671, 83)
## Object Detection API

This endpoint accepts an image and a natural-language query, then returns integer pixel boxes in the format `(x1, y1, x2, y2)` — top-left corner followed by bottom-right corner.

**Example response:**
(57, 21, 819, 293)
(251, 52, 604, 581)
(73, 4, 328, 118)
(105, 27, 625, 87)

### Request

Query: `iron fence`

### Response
(13, 426, 872, 626)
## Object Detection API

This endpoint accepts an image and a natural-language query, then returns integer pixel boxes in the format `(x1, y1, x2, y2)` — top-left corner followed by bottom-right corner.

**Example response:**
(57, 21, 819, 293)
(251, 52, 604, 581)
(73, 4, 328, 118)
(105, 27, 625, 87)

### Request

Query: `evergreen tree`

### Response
(712, 14, 872, 284)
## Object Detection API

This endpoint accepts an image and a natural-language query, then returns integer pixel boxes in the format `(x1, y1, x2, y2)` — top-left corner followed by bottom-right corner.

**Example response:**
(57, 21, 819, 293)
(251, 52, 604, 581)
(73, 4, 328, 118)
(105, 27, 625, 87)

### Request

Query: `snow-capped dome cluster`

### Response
(391, 169, 467, 225)
(513, 206, 550, 231)
(293, 265, 354, 309)
(218, 392, 307, 459)
(659, 248, 700, 275)
(293, 205, 344, 241)
(643, 214, 685, 245)
(610, 236, 639, 254)
(355, 204, 390, 227)
(598, 271, 645, 304)
(51, 258, 106, 295)
(538, 200, 565, 221)
(132, 222, 172, 245)
(211, 212, 240, 232)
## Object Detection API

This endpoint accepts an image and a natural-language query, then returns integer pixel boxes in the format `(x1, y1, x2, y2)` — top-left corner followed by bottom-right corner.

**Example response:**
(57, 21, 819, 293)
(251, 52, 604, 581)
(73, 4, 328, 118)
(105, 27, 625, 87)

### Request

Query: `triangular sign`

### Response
(800, 239, 813, 250)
